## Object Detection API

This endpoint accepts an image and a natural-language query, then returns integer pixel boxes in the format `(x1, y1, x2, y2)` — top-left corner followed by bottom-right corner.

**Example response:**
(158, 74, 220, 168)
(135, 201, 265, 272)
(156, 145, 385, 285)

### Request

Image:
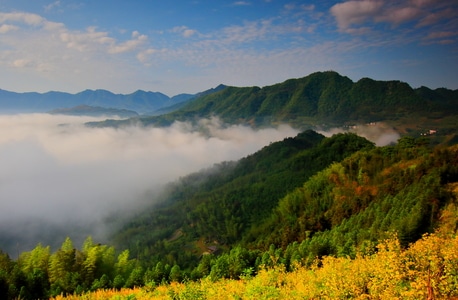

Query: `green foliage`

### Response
(0, 236, 141, 299)
(111, 131, 374, 271)
(144, 140, 455, 283)
(124, 267, 144, 288)
(256, 143, 458, 261)
(104, 71, 458, 130)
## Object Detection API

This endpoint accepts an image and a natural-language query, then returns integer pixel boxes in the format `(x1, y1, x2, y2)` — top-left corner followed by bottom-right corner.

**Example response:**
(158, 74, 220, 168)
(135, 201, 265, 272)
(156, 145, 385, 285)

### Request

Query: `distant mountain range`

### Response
(0, 88, 212, 114)
(48, 105, 139, 118)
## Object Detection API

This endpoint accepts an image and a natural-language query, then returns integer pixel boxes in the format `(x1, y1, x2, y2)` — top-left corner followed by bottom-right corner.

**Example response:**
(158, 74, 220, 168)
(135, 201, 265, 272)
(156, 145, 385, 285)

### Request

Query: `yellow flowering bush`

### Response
(52, 233, 458, 300)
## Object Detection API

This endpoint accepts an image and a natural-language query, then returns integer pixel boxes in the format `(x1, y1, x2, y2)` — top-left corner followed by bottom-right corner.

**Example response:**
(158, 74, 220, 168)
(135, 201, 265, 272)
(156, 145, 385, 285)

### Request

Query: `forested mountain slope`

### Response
(90, 71, 458, 137)
(111, 133, 458, 271)
(111, 131, 375, 266)
(250, 138, 458, 253)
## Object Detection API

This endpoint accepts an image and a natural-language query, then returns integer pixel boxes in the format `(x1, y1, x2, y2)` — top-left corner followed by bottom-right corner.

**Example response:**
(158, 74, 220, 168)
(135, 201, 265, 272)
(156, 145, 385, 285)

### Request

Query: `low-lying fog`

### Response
(0, 114, 299, 255)
(318, 123, 400, 147)
(0, 114, 401, 256)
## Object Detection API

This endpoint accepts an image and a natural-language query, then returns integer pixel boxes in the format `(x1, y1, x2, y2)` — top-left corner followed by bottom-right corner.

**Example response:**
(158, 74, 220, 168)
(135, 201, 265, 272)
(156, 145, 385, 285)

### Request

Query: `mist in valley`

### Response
(318, 122, 401, 146)
(0, 114, 300, 255)
(0, 113, 403, 256)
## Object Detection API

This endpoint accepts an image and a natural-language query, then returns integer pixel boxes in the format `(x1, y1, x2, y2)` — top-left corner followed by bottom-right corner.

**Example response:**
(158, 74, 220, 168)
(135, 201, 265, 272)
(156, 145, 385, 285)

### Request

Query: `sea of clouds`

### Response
(0, 113, 401, 255)
(0, 114, 299, 254)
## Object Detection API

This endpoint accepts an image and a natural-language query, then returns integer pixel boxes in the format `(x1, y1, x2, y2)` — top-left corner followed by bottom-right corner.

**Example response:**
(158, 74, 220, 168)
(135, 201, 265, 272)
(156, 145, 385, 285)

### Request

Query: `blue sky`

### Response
(0, 0, 457, 96)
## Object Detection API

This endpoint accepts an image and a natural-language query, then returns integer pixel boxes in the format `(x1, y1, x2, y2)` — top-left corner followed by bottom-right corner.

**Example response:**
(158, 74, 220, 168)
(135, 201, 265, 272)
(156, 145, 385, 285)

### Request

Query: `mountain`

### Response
(111, 131, 376, 267)
(48, 105, 139, 118)
(0, 84, 231, 115)
(110, 130, 458, 277)
(0, 88, 195, 114)
(92, 71, 457, 140)
(143, 85, 228, 116)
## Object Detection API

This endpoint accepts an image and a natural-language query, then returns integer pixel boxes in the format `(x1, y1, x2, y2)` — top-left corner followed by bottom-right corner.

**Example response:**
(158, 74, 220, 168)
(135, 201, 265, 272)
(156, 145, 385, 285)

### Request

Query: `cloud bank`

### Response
(330, 0, 457, 35)
(318, 122, 400, 146)
(0, 114, 299, 254)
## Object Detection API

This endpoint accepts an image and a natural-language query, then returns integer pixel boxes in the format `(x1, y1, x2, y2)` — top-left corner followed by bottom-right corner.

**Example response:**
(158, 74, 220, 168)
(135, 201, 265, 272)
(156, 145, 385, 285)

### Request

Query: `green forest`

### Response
(1, 130, 458, 299)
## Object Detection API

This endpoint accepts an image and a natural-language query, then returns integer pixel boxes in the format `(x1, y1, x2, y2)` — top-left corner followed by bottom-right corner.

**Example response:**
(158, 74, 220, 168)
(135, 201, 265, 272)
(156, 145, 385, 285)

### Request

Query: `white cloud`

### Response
(136, 47, 169, 66)
(376, 6, 421, 24)
(0, 11, 39, 26)
(59, 26, 121, 52)
(0, 11, 154, 92)
(0, 23, 18, 33)
(233, 1, 251, 6)
(11, 58, 32, 68)
(44, 0, 61, 12)
(136, 48, 158, 64)
(219, 20, 271, 44)
(330, 1, 384, 32)
(318, 122, 400, 146)
(0, 8, 350, 95)
(330, 0, 458, 33)
(0, 114, 298, 252)
(108, 31, 147, 54)
(171, 25, 198, 38)
(183, 28, 197, 38)
(0, 12, 147, 56)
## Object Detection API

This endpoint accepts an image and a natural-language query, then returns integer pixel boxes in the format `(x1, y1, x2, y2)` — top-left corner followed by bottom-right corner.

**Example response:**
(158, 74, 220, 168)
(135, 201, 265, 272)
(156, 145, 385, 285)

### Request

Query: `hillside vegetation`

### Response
(54, 230, 458, 299)
(111, 132, 374, 265)
(2, 131, 458, 299)
(91, 71, 458, 140)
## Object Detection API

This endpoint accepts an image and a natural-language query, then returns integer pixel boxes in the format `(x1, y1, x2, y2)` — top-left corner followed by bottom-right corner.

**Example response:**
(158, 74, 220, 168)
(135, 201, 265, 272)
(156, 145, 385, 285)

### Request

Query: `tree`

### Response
(115, 250, 134, 280)
(169, 265, 182, 282)
(125, 266, 144, 288)
(18, 243, 50, 275)
(48, 238, 76, 295)
(112, 274, 125, 290)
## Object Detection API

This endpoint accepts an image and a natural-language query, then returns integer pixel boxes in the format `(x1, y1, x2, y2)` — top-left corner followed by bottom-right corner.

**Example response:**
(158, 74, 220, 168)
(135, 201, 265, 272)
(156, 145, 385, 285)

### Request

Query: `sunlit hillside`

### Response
(54, 224, 458, 299)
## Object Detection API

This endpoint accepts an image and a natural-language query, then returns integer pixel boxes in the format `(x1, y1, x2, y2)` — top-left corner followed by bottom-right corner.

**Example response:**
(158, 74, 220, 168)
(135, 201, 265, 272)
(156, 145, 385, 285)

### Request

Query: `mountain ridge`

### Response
(90, 71, 457, 139)
(0, 88, 197, 114)
(48, 105, 139, 118)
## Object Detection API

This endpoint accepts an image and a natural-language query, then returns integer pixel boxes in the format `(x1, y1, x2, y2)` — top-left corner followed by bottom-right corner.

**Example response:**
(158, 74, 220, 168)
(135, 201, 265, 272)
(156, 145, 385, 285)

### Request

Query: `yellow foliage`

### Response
(53, 233, 458, 300)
